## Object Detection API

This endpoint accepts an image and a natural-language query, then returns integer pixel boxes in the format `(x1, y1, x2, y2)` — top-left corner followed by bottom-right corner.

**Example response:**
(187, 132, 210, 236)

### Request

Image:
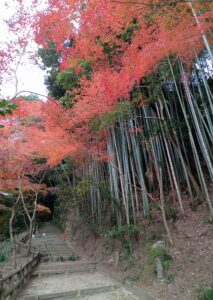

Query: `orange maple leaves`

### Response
(35, 0, 212, 111)
(0, 99, 73, 189)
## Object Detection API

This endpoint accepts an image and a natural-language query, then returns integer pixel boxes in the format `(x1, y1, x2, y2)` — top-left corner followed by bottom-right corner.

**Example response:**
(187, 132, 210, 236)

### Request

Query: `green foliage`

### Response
(140, 56, 180, 104)
(75, 178, 91, 198)
(143, 118, 187, 140)
(125, 273, 141, 282)
(196, 284, 213, 300)
(0, 196, 27, 239)
(54, 184, 73, 228)
(50, 160, 76, 228)
(38, 41, 61, 69)
(72, 177, 118, 231)
(20, 94, 40, 101)
(32, 157, 48, 165)
(0, 197, 12, 239)
(89, 101, 133, 132)
(104, 224, 140, 238)
(44, 69, 66, 99)
(100, 41, 119, 55)
(39, 42, 92, 107)
(0, 213, 10, 239)
(38, 41, 65, 100)
(98, 19, 140, 64)
(68, 253, 79, 261)
(77, 59, 93, 79)
(59, 94, 74, 109)
(56, 60, 92, 108)
(0, 252, 5, 263)
(118, 18, 140, 43)
(147, 246, 171, 271)
(98, 38, 122, 62)
(165, 204, 178, 221)
(203, 217, 213, 225)
(0, 239, 12, 267)
(42, 167, 61, 187)
(56, 69, 79, 91)
(0, 99, 17, 122)
(147, 231, 162, 242)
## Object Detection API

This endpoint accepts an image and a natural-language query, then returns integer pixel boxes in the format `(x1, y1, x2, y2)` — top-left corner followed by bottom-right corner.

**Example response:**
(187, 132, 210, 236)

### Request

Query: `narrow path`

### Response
(30, 222, 74, 262)
(16, 222, 155, 300)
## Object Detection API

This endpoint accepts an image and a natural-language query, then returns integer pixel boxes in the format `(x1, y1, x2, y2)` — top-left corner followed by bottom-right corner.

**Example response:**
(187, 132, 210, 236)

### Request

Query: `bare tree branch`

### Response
(9, 90, 63, 108)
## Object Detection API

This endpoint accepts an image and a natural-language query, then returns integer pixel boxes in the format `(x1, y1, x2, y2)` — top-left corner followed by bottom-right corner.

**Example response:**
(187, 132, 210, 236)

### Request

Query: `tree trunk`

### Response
(9, 196, 20, 269)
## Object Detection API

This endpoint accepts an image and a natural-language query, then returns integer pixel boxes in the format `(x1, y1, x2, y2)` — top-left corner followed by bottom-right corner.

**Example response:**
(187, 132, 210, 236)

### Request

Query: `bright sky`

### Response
(0, 1, 48, 99)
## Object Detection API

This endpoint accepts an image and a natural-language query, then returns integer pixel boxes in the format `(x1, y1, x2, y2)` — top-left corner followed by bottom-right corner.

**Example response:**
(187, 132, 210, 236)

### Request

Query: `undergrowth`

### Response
(196, 284, 213, 300)
(147, 246, 171, 271)
(0, 239, 12, 267)
(104, 224, 140, 239)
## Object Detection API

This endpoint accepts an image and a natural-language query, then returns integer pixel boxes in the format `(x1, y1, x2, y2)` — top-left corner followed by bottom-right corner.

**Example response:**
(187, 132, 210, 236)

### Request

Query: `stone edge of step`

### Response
(21, 284, 119, 300)
(33, 266, 96, 276)
(124, 281, 157, 300)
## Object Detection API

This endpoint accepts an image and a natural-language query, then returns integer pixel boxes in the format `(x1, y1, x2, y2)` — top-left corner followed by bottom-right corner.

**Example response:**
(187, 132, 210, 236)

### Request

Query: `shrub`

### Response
(147, 246, 171, 271)
(0, 252, 5, 263)
(68, 253, 79, 261)
(197, 284, 213, 300)
(0, 239, 12, 266)
(104, 224, 140, 239)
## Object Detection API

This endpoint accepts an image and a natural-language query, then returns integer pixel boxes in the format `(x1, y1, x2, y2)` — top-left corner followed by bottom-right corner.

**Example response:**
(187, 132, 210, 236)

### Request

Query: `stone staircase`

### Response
(31, 223, 76, 262)
(17, 261, 143, 300)
(31, 235, 75, 262)
(16, 223, 155, 300)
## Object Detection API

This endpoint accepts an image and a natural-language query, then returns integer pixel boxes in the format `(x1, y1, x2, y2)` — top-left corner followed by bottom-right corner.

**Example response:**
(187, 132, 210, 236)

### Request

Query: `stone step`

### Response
(33, 262, 96, 276)
(34, 240, 61, 243)
(34, 248, 71, 252)
(78, 288, 141, 300)
(42, 250, 72, 253)
(33, 239, 60, 241)
(17, 272, 120, 299)
(40, 255, 75, 262)
(33, 242, 69, 245)
(39, 251, 74, 256)
(44, 247, 71, 252)
(21, 284, 120, 299)
(37, 244, 66, 248)
(32, 241, 66, 246)
(33, 245, 71, 250)
(38, 249, 70, 253)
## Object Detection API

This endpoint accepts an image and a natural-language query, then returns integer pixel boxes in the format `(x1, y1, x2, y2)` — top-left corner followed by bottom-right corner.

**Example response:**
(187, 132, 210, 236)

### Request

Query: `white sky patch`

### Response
(0, 0, 48, 99)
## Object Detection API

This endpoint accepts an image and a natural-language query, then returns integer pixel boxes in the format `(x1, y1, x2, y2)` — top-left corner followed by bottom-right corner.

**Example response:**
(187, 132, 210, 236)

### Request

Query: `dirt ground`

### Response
(138, 203, 213, 300)
(70, 202, 213, 300)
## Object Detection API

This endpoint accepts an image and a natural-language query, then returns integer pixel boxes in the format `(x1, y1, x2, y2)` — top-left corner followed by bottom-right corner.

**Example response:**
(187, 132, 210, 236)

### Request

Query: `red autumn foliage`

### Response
(34, 0, 212, 125)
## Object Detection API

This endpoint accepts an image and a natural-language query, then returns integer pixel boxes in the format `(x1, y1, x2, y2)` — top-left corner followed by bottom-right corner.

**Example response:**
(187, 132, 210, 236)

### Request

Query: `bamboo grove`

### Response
(55, 54, 213, 244)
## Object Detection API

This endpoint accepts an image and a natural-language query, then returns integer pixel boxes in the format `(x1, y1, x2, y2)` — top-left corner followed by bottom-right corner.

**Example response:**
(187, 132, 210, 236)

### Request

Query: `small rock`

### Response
(152, 241, 165, 249)
(155, 258, 164, 281)
(114, 251, 119, 268)
(199, 228, 208, 236)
